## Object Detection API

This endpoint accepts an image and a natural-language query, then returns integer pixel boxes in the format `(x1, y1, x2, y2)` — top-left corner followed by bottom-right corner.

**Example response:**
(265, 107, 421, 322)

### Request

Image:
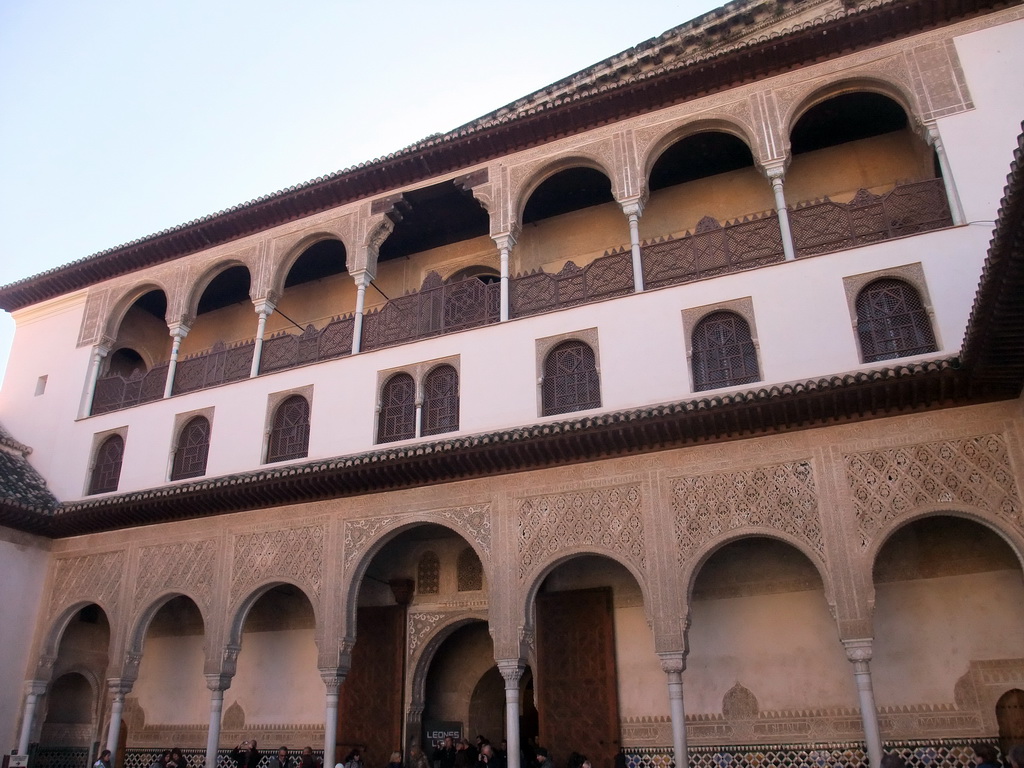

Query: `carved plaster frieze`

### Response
(517, 484, 646, 582)
(49, 551, 123, 622)
(407, 611, 448, 655)
(672, 460, 821, 564)
(134, 539, 217, 611)
(230, 524, 326, 604)
(847, 433, 1023, 549)
(343, 516, 396, 571)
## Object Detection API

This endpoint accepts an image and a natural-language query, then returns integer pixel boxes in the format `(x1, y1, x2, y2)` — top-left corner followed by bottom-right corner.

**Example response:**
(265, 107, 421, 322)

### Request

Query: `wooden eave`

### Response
(0, 0, 1017, 312)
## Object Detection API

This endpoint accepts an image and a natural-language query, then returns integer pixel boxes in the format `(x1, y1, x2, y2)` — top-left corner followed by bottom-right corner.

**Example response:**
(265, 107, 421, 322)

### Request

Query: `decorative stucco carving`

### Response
(407, 611, 447, 655)
(230, 524, 325, 603)
(50, 551, 123, 621)
(343, 516, 397, 570)
(134, 539, 217, 610)
(517, 484, 645, 581)
(672, 461, 821, 564)
(438, 505, 491, 553)
(723, 683, 759, 719)
(846, 434, 1023, 548)
(77, 288, 111, 347)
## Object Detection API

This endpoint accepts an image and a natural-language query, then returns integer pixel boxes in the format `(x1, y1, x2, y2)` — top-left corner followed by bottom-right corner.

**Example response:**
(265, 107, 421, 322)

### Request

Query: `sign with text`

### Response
(424, 721, 462, 750)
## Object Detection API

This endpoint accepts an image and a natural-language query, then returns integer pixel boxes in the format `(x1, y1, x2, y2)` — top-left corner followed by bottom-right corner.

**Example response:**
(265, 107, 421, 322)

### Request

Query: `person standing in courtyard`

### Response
(95, 750, 112, 768)
(231, 741, 262, 768)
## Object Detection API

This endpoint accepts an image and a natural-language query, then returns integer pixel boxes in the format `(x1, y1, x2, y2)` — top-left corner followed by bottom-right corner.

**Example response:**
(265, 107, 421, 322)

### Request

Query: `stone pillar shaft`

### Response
(660, 654, 688, 768)
(766, 165, 796, 262)
(81, 344, 110, 418)
(351, 271, 372, 354)
(927, 123, 965, 226)
(17, 682, 46, 754)
(497, 660, 525, 768)
(844, 639, 882, 768)
(621, 200, 645, 292)
(105, 682, 130, 762)
(493, 233, 517, 322)
(250, 301, 275, 377)
(163, 324, 191, 399)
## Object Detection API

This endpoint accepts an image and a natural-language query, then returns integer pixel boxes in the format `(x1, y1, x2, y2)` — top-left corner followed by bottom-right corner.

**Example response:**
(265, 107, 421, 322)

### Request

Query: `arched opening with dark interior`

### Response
(370, 181, 492, 311)
(685, 538, 851, 739)
(531, 555, 654, 768)
(517, 167, 619, 275)
(871, 516, 1024, 717)
(39, 604, 110, 751)
(233, 585, 320, 741)
(129, 596, 206, 740)
(786, 92, 933, 204)
(105, 290, 169, 377)
(643, 131, 771, 239)
(270, 239, 352, 336)
(179, 265, 253, 357)
(345, 524, 490, 766)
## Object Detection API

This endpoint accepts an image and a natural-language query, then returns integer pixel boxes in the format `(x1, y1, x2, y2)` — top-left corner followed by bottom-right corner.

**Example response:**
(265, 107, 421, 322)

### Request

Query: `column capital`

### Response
(923, 120, 943, 146)
(320, 667, 349, 690)
(658, 651, 687, 675)
(205, 673, 233, 693)
(350, 269, 374, 288)
(95, 338, 115, 356)
(762, 159, 788, 183)
(107, 678, 134, 698)
(253, 296, 278, 315)
(492, 228, 519, 252)
(168, 321, 192, 339)
(496, 658, 526, 687)
(620, 196, 646, 219)
(842, 637, 873, 663)
(24, 679, 48, 696)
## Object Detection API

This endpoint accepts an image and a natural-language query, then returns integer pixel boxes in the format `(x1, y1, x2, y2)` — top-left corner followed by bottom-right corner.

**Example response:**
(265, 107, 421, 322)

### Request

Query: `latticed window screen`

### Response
(378, 373, 416, 443)
(266, 395, 310, 463)
(417, 551, 440, 594)
(457, 547, 483, 591)
(170, 416, 211, 480)
(422, 365, 459, 436)
(856, 278, 937, 362)
(88, 434, 124, 495)
(691, 311, 761, 391)
(541, 340, 601, 416)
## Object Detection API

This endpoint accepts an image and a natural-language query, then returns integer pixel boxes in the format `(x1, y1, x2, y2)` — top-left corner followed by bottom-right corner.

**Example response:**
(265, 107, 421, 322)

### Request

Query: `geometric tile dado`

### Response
(671, 461, 821, 564)
(517, 484, 645, 581)
(846, 434, 1022, 548)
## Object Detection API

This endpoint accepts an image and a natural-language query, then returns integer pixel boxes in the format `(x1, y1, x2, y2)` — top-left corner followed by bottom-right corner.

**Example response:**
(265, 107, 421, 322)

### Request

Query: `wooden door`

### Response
(338, 605, 405, 767)
(997, 688, 1024, 755)
(536, 587, 620, 768)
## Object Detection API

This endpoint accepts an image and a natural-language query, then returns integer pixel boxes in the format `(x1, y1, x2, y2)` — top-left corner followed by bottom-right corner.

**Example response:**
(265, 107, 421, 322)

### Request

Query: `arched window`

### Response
(88, 434, 124, 495)
(267, 395, 310, 463)
(378, 373, 415, 443)
(457, 547, 483, 591)
(541, 340, 601, 416)
(418, 551, 440, 595)
(691, 311, 760, 391)
(856, 278, 936, 362)
(171, 416, 211, 480)
(422, 365, 460, 436)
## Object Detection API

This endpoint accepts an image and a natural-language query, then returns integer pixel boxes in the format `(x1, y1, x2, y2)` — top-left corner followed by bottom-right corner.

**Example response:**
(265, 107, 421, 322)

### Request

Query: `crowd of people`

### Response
(104, 737, 1024, 768)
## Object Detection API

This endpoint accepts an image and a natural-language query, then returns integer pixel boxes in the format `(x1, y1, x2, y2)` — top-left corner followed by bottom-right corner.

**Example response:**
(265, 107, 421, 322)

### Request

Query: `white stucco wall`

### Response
(231, 629, 321, 725)
(0, 528, 50, 750)
(133, 634, 207, 725)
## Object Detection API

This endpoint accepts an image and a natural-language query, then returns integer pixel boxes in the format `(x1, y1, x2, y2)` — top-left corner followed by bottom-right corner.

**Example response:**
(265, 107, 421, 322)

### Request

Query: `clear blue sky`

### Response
(0, 0, 723, 382)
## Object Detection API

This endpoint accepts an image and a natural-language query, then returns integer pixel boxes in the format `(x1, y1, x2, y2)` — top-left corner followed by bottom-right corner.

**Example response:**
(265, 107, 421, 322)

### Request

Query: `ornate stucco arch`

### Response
(338, 509, 493, 643)
(781, 75, 923, 156)
(122, 590, 210, 679)
(267, 231, 350, 301)
(641, 115, 764, 183)
(509, 153, 619, 230)
(102, 280, 173, 347)
(406, 611, 489, 715)
(682, 527, 838, 614)
(518, 546, 656, 649)
(224, 578, 323, 674)
(178, 258, 255, 325)
(37, 599, 117, 681)
(858, 503, 1024, 615)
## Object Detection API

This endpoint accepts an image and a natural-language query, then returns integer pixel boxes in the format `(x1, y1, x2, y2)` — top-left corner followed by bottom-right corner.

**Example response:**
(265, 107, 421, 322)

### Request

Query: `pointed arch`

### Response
(39, 601, 117, 676)
(184, 260, 253, 322)
(642, 117, 761, 184)
(125, 590, 209, 659)
(103, 281, 172, 344)
(512, 154, 617, 229)
(269, 232, 350, 299)
(226, 578, 321, 650)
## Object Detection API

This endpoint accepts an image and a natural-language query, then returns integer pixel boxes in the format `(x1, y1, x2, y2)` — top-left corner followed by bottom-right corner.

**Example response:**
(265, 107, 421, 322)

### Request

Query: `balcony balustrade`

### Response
(259, 314, 355, 374)
(171, 339, 255, 395)
(361, 271, 500, 351)
(89, 179, 954, 413)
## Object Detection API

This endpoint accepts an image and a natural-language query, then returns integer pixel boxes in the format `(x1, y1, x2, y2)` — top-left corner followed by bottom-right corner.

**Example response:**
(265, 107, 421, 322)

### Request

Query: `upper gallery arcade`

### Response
(2, 3, 1024, 768)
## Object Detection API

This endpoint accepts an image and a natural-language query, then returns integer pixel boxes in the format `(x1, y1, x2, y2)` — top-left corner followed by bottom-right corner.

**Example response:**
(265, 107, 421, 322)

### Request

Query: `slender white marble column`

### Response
(80, 343, 111, 418)
(321, 670, 346, 766)
(105, 680, 132, 762)
(204, 675, 231, 768)
(621, 199, 646, 292)
(17, 680, 47, 754)
(926, 122, 966, 226)
(844, 639, 882, 768)
(659, 653, 688, 768)
(163, 323, 191, 398)
(497, 660, 525, 768)
(764, 163, 796, 261)
(493, 233, 517, 322)
(351, 270, 372, 354)
(250, 299, 276, 377)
